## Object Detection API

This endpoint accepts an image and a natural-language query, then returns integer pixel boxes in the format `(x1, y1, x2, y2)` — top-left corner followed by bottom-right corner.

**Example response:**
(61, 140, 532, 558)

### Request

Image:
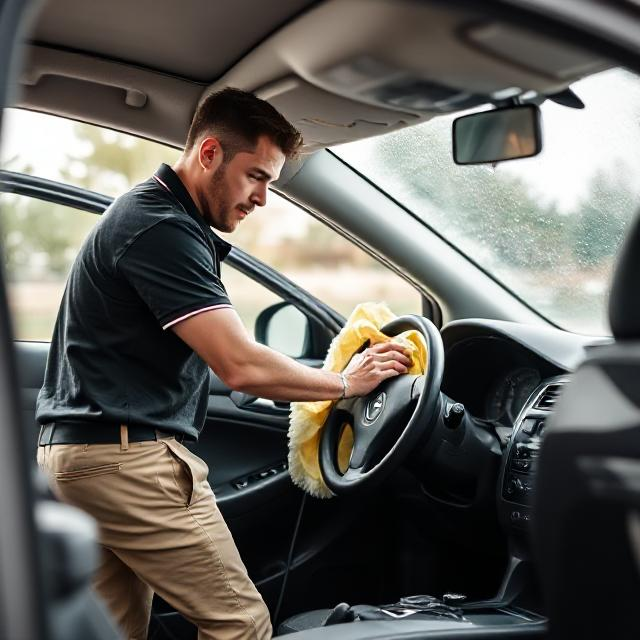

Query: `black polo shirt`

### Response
(35, 164, 232, 440)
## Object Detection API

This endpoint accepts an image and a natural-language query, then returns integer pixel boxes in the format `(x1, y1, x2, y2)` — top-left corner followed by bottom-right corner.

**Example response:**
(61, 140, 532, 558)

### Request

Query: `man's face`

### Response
(199, 135, 286, 232)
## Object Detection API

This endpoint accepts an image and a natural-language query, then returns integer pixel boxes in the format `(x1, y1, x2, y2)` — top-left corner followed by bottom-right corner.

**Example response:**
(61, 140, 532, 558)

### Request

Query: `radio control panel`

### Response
(498, 378, 565, 532)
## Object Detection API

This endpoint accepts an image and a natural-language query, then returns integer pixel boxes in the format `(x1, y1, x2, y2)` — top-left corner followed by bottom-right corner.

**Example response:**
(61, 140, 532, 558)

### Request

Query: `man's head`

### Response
(176, 88, 302, 232)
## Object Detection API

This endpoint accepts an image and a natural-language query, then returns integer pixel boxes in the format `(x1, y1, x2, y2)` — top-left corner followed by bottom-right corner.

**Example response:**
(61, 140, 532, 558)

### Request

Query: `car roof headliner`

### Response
(28, 0, 317, 83)
(14, 0, 610, 153)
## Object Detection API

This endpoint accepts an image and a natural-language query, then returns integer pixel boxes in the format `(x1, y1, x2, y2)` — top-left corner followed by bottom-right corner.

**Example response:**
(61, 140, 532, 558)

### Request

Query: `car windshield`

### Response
(333, 68, 640, 336)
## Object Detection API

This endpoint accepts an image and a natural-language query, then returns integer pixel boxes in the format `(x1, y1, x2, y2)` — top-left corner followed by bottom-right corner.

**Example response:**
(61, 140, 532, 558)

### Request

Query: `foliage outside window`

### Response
(0, 195, 98, 340)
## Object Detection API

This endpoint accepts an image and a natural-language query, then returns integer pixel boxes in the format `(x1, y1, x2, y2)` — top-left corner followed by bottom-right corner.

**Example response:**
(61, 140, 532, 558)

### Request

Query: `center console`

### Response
(498, 376, 567, 533)
(278, 378, 567, 639)
(278, 606, 547, 638)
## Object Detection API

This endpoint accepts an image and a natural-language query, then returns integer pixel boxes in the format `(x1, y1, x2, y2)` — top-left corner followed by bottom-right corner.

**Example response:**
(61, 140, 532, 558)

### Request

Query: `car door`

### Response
(0, 4, 45, 637)
(1, 169, 431, 632)
(0, 2, 122, 639)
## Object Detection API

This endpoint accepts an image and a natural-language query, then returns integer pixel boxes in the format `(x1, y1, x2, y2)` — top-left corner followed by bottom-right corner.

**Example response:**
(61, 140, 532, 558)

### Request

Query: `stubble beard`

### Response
(200, 164, 237, 233)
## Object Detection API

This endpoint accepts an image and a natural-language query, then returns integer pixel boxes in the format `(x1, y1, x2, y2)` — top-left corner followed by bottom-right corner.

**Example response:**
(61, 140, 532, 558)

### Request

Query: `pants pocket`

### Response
(163, 439, 211, 507)
(54, 462, 122, 482)
(164, 444, 194, 506)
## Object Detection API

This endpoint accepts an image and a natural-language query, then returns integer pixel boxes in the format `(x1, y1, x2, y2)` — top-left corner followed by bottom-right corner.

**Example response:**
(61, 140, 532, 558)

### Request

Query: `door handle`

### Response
(229, 391, 290, 415)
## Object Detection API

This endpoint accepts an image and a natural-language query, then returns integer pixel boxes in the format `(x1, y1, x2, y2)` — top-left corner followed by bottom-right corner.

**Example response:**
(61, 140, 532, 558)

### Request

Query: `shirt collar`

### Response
(153, 163, 232, 260)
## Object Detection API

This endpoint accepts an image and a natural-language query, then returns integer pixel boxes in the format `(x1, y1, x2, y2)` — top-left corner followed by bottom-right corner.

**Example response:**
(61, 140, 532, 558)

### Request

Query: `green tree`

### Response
(365, 119, 568, 269)
(60, 124, 180, 195)
(1, 196, 96, 279)
(572, 169, 634, 266)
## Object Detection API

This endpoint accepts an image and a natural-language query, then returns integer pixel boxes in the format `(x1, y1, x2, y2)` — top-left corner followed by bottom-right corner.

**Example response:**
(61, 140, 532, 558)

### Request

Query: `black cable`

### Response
(273, 491, 308, 626)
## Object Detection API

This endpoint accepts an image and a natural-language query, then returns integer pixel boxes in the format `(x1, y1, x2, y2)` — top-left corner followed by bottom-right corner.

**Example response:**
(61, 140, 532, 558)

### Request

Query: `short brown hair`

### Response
(185, 87, 302, 160)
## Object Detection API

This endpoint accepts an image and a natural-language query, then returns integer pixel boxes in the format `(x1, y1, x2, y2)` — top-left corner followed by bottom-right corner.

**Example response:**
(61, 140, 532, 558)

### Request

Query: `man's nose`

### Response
(251, 183, 267, 207)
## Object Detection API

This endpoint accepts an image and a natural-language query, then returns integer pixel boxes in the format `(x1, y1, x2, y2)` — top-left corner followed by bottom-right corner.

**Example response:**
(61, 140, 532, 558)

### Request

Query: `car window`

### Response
(333, 68, 640, 336)
(219, 263, 283, 336)
(1, 108, 181, 195)
(0, 193, 99, 340)
(0, 188, 297, 344)
(2, 109, 421, 333)
(218, 192, 422, 319)
(0, 111, 185, 340)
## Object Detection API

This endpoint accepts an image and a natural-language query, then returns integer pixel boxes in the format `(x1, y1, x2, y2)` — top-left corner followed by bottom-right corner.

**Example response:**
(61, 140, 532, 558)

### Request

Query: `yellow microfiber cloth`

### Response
(287, 302, 428, 498)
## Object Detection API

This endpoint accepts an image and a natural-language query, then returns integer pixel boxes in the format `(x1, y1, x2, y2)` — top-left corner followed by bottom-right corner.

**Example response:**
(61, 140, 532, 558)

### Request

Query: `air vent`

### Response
(534, 384, 563, 410)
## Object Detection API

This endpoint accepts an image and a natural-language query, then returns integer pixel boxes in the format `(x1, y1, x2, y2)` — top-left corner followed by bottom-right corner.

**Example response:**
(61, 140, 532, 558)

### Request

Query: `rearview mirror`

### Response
(453, 104, 542, 165)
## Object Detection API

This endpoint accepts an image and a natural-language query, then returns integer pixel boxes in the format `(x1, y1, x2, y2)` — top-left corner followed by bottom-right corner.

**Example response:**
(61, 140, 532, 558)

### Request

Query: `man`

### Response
(35, 88, 411, 640)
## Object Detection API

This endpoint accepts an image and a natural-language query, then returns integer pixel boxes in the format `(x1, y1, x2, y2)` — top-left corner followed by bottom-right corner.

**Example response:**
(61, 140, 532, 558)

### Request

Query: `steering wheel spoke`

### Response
(334, 395, 358, 413)
(341, 465, 364, 484)
(349, 421, 375, 469)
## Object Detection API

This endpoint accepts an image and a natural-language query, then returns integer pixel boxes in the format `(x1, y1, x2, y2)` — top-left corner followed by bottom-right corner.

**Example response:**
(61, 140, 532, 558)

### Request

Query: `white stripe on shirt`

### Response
(163, 304, 232, 330)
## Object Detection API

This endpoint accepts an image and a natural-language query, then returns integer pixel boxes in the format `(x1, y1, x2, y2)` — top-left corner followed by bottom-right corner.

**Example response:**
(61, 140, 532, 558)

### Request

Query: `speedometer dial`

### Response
(486, 367, 541, 424)
(508, 368, 541, 421)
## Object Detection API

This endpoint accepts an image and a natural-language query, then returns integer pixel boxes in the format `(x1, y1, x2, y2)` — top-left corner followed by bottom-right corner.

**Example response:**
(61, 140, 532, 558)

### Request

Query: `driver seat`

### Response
(532, 211, 640, 639)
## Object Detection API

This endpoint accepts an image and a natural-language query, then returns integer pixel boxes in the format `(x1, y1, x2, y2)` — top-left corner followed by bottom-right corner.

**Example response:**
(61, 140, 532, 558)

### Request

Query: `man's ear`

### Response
(198, 137, 223, 172)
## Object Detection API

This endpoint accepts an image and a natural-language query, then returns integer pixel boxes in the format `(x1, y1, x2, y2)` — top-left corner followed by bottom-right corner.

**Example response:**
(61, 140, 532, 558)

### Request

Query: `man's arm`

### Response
(172, 307, 412, 401)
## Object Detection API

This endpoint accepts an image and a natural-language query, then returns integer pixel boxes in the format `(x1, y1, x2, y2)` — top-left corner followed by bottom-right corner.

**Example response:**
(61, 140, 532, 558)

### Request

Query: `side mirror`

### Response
(453, 104, 542, 165)
(255, 302, 310, 358)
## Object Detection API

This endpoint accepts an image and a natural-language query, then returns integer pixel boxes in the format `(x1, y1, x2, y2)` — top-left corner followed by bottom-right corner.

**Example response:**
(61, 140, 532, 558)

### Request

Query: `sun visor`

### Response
(463, 23, 605, 80)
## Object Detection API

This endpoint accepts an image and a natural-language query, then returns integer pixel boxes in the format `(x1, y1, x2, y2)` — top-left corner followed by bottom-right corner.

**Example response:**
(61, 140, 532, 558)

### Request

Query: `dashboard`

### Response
(439, 318, 608, 426)
(441, 336, 554, 427)
(436, 319, 610, 536)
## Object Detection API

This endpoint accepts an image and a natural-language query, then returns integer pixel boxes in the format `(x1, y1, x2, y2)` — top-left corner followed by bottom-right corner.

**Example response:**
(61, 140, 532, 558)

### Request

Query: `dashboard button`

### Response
(507, 478, 523, 495)
(512, 458, 531, 472)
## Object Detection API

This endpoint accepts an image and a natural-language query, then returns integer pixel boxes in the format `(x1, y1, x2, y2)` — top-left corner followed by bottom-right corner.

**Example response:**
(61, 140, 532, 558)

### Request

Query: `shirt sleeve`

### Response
(117, 219, 232, 329)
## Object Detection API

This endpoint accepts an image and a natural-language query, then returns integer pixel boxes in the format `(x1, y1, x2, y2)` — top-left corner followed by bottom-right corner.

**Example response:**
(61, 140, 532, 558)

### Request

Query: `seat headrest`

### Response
(609, 212, 640, 340)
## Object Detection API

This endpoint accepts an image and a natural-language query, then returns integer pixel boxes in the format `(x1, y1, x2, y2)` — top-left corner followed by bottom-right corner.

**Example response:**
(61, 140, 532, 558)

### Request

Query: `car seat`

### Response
(533, 212, 640, 639)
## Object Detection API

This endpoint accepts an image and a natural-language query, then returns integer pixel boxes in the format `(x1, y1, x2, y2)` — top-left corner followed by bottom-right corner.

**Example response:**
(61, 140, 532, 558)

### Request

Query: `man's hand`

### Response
(342, 342, 412, 397)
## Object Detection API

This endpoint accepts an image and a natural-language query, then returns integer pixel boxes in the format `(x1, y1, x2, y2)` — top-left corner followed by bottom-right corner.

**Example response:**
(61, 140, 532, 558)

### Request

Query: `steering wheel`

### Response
(319, 315, 444, 495)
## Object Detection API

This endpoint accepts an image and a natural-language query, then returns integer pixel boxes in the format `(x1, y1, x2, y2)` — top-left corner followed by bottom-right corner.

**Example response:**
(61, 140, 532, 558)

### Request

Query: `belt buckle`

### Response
(39, 423, 54, 446)
(155, 429, 181, 443)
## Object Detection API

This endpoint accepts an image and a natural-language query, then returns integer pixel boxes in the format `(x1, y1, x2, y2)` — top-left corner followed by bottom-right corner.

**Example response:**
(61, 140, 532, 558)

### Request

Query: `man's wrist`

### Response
(338, 372, 350, 399)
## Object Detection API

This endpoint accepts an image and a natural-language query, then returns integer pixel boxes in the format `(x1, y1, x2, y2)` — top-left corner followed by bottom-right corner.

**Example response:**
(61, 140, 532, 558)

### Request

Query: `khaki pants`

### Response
(37, 432, 272, 640)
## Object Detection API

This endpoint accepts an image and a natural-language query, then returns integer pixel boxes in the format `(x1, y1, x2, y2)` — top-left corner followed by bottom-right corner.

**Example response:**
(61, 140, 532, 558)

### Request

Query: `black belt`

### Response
(38, 421, 185, 446)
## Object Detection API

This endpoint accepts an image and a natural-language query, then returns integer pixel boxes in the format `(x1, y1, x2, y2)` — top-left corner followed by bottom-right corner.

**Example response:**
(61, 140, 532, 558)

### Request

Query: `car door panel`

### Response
(15, 340, 47, 451)
(193, 358, 324, 513)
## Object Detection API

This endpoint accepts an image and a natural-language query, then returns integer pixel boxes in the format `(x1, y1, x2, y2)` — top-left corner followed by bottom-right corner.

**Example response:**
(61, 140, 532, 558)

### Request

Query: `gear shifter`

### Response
(322, 602, 355, 626)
